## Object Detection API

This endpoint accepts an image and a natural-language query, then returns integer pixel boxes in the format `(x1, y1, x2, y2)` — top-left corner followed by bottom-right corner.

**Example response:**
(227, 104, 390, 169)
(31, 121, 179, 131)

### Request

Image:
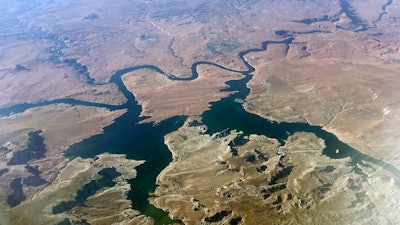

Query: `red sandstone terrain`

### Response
(0, 0, 399, 224)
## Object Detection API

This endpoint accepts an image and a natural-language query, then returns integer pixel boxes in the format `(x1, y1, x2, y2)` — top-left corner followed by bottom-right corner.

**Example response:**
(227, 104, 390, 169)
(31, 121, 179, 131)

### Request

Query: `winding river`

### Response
(1, 38, 399, 225)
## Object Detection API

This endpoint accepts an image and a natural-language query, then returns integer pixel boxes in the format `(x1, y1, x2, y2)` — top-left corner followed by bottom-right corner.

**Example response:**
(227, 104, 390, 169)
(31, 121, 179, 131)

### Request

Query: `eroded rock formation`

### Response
(152, 119, 400, 224)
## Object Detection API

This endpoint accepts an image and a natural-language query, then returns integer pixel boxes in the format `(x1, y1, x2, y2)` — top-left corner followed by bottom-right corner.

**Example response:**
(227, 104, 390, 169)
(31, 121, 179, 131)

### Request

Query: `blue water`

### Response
(1, 37, 398, 224)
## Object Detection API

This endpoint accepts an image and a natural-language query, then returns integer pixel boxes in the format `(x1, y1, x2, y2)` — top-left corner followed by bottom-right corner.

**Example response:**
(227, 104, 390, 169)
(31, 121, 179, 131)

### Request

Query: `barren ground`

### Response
(152, 118, 400, 224)
(0, 0, 399, 224)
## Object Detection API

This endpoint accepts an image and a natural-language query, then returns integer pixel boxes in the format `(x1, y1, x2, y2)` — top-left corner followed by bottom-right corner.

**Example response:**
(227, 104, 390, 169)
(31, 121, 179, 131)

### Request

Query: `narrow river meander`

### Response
(1, 38, 399, 225)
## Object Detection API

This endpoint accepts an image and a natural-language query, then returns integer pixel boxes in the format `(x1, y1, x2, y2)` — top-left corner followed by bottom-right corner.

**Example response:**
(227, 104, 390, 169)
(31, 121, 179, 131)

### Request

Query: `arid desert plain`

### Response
(1, 0, 400, 224)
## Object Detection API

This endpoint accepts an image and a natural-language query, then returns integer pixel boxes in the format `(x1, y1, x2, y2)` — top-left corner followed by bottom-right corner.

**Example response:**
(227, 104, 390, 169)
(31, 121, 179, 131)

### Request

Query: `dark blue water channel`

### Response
(2, 38, 399, 224)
